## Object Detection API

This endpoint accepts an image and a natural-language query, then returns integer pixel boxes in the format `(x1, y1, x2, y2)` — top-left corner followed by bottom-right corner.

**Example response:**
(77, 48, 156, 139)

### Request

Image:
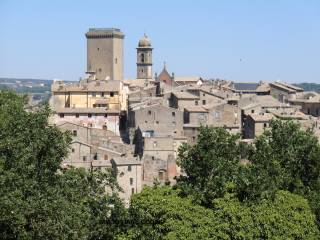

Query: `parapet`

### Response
(85, 28, 125, 39)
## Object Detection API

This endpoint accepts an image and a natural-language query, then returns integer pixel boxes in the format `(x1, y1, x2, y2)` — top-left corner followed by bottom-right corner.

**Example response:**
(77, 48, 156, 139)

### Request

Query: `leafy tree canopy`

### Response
(0, 91, 127, 239)
(121, 187, 319, 239)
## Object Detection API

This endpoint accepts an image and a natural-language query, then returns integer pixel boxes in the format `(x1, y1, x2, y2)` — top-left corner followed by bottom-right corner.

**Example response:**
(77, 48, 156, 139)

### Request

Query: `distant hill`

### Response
(0, 78, 75, 94)
(293, 83, 320, 93)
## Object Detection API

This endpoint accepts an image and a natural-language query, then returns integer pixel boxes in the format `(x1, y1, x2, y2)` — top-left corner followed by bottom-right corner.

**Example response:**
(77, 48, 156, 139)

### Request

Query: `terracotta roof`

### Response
(268, 109, 309, 120)
(55, 108, 119, 114)
(241, 103, 261, 110)
(174, 76, 202, 82)
(290, 94, 320, 103)
(269, 82, 296, 93)
(91, 160, 112, 167)
(97, 147, 122, 156)
(248, 113, 274, 122)
(184, 106, 208, 112)
(172, 91, 199, 99)
(111, 157, 141, 166)
(52, 80, 120, 92)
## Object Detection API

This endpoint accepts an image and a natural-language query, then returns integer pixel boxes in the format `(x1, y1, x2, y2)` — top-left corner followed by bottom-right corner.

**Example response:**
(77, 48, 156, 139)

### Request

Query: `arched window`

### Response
(140, 53, 145, 63)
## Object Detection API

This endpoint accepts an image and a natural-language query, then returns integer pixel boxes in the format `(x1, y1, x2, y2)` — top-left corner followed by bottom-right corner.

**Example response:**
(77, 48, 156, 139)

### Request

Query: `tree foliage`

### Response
(121, 186, 319, 239)
(0, 91, 127, 239)
(176, 126, 250, 206)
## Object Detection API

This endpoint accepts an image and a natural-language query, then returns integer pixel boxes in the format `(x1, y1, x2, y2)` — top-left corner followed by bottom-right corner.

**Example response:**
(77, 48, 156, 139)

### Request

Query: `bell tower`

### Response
(136, 34, 153, 79)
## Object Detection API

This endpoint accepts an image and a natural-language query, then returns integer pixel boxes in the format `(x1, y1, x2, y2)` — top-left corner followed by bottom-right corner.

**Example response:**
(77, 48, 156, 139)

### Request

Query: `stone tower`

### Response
(136, 34, 153, 79)
(85, 28, 124, 81)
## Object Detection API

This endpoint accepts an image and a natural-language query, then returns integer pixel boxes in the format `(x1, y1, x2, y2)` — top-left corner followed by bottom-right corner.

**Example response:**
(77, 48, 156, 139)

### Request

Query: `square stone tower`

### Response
(85, 28, 124, 80)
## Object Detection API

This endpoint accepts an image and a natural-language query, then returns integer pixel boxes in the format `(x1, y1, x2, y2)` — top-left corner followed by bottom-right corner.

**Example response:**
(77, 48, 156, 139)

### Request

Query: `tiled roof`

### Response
(174, 76, 202, 82)
(52, 80, 120, 92)
(111, 157, 141, 166)
(234, 82, 259, 91)
(184, 106, 208, 112)
(172, 91, 199, 99)
(55, 108, 119, 114)
(248, 113, 274, 122)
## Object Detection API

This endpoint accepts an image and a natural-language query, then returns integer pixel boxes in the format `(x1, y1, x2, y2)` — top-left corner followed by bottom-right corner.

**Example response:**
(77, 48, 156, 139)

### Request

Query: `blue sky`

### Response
(0, 0, 319, 83)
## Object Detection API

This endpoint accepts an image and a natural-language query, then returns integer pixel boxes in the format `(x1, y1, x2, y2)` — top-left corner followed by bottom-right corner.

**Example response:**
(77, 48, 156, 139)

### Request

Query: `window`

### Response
(213, 111, 221, 119)
(156, 121, 159, 124)
(195, 101, 198, 106)
(83, 156, 87, 161)
(97, 48, 100, 51)
(131, 188, 135, 194)
(203, 93, 206, 96)
(76, 113, 79, 118)
(130, 178, 133, 185)
(128, 165, 132, 172)
(104, 155, 108, 160)
(202, 100, 206, 105)
(110, 92, 114, 97)
(93, 153, 98, 160)
(251, 109, 254, 113)
(73, 130, 77, 136)
(71, 148, 75, 153)
(88, 113, 92, 118)
(115, 58, 117, 64)
(152, 156, 155, 160)
(264, 123, 267, 128)
(159, 171, 164, 181)
(59, 113, 64, 118)
(92, 92, 96, 97)
(148, 110, 152, 115)
(153, 141, 157, 147)
(172, 112, 175, 117)
(140, 53, 145, 63)
(192, 136, 196, 142)
(101, 92, 105, 97)
(104, 113, 108, 118)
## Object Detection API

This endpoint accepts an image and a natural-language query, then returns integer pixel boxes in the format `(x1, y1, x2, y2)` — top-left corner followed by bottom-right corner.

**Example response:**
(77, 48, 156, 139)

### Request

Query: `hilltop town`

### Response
(49, 28, 320, 204)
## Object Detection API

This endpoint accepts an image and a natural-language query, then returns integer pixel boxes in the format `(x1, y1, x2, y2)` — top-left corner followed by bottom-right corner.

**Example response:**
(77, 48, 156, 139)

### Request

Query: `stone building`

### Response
(170, 91, 200, 110)
(51, 80, 124, 134)
(57, 122, 121, 143)
(229, 81, 270, 95)
(111, 157, 142, 205)
(183, 102, 241, 144)
(156, 64, 175, 87)
(136, 34, 153, 79)
(142, 136, 182, 185)
(243, 113, 273, 139)
(128, 103, 184, 136)
(86, 28, 124, 80)
(269, 82, 303, 103)
(174, 76, 203, 86)
(289, 94, 320, 117)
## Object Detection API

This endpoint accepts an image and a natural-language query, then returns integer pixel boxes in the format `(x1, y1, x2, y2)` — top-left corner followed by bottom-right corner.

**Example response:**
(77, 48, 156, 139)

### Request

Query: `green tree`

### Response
(121, 187, 319, 239)
(0, 91, 127, 239)
(242, 120, 320, 222)
(176, 126, 248, 206)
